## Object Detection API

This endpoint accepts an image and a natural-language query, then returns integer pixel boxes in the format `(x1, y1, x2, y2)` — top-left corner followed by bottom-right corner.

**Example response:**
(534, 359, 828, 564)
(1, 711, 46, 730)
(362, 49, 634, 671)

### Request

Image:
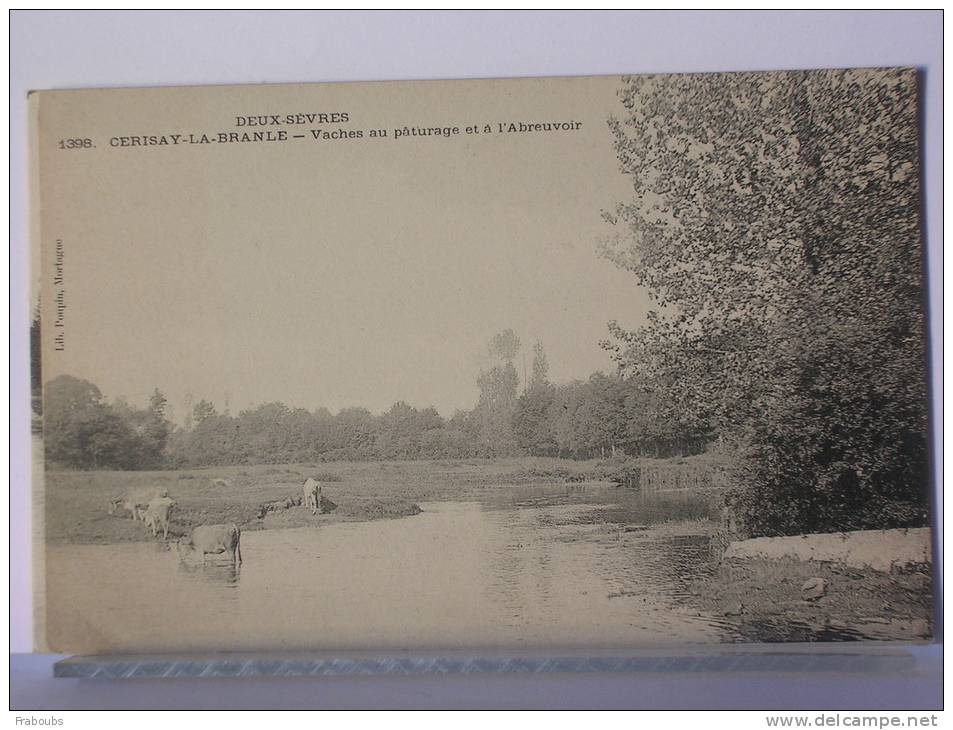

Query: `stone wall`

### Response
(723, 528, 933, 572)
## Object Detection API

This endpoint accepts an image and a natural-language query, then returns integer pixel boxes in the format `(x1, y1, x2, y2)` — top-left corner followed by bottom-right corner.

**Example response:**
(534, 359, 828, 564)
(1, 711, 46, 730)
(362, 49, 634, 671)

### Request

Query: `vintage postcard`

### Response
(31, 70, 932, 654)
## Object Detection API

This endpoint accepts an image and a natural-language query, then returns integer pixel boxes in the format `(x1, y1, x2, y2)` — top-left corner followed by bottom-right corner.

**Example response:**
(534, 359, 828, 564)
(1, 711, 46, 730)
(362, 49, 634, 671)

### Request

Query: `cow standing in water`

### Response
(303, 477, 322, 515)
(174, 524, 242, 565)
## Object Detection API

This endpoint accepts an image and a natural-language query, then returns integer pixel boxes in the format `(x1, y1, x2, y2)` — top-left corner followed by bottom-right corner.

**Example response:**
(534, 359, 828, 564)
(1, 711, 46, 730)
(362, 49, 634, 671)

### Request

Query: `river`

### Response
(45, 484, 744, 653)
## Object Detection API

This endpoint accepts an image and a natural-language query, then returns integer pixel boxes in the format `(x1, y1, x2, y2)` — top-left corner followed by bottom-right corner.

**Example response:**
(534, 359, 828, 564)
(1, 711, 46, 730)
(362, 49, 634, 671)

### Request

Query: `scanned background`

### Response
(11, 9, 943, 711)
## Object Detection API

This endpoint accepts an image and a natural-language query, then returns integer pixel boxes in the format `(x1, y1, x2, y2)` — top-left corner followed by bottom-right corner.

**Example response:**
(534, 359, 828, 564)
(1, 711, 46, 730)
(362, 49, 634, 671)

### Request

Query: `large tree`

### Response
(573, 372, 627, 459)
(530, 341, 550, 389)
(513, 383, 556, 456)
(136, 388, 172, 466)
(44, 375, 137, 469)
(473, 330, 522, 457)
(602, 69, 927, 534)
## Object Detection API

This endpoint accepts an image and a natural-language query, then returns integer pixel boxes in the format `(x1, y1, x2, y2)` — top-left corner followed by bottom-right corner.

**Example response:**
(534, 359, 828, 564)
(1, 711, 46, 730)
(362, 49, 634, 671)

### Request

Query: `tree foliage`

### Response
(513, 382, 556, 455)
(192, 399, 218, 425)
(44, 376, 173, 469)
(488, 328, 521, 362)
(602, 69, 927, 534)
(473, 361, 521, 457)
(45, 376, 142, 469)
(530, 341, 550, 388)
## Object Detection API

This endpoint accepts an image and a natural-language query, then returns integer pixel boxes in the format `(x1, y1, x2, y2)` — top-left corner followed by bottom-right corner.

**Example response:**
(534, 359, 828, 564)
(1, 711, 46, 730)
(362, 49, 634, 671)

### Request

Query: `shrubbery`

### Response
(604, 69, 928, 536)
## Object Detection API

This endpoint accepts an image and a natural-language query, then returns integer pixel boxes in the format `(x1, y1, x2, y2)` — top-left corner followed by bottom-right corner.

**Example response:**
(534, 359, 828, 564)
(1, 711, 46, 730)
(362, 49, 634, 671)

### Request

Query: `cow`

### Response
(303, 477, 321, 515)
(143, 495, 176, 540)
(108, 487, 168, 521)
(174, 524, 242, 565)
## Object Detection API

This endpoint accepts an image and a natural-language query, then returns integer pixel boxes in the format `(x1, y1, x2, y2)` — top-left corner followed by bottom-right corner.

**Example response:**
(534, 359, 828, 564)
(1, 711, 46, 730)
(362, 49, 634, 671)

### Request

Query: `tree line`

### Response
(41, 328, 708, 471)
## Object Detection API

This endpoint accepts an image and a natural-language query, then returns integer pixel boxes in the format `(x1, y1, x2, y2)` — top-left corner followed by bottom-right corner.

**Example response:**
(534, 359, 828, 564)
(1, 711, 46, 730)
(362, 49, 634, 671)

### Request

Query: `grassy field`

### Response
(44, 456, 675, 545)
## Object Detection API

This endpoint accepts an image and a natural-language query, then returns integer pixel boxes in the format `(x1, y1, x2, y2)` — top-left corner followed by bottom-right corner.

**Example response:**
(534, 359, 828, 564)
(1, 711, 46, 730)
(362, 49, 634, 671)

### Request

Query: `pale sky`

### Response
(37, 76, 651, 421)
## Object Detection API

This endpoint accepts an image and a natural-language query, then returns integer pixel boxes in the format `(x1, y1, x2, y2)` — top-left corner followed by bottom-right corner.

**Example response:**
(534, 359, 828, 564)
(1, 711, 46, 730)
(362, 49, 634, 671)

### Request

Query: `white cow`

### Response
(143, 496, 176, 540)
(108, 487, 168, 521)
(303, 478, 322, 515)
(174, 524, 242, 565)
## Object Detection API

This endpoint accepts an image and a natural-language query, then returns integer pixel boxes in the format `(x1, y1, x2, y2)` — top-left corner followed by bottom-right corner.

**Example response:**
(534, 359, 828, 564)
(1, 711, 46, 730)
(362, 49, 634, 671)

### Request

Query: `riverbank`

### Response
(684, 556, 934, 642)
(44, 468, 430, 545)
(43, 457, 648, 545)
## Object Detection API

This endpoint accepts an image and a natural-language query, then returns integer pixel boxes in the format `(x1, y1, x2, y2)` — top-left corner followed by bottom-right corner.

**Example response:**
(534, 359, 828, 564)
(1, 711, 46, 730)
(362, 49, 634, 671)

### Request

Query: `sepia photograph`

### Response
(30, 68, 933, 656)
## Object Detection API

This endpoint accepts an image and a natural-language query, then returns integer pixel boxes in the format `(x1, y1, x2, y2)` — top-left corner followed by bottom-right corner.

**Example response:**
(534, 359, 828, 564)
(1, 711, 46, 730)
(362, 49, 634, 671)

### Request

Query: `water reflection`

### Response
(487, 483, 716, 528)
(176, 558, 242, 587)
(45, 483, 865, 653)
